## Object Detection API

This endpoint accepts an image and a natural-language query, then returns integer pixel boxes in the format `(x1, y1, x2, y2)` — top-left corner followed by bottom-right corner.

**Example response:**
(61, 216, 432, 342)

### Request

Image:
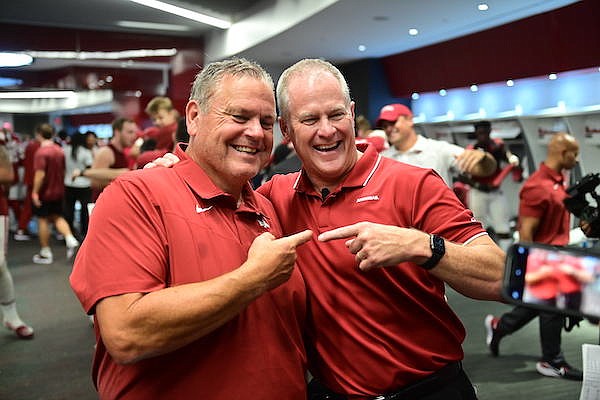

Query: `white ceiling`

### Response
(0, 0, 579, 74)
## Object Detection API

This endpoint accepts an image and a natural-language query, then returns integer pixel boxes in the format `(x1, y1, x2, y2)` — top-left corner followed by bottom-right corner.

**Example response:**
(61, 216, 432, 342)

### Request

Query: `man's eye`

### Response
(232, 115, 247, 122)
(301, 118, 317, 125)
(330, 113, 345, 121)
(261, 121, 274, 130)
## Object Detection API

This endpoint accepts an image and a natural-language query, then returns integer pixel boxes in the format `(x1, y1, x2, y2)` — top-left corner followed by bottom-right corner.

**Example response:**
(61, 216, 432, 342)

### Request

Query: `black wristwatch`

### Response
(420, 234, 445, 270)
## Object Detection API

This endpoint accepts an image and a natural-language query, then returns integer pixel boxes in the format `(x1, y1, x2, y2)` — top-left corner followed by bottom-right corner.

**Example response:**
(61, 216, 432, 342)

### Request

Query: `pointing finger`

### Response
(278, 230, 313, 248)
(318, 224, 360, 242)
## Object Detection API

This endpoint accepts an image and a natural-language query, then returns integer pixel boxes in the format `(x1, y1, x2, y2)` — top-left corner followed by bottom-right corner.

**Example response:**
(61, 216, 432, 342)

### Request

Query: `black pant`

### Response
(63, 186, 92, 238)
(308, 362, 477, 400)
(497, 304, 564, 362)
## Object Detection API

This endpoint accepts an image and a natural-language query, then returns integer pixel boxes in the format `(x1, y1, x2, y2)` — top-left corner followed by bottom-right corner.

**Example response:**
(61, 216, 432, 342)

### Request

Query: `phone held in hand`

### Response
(503, 242, 600, 319)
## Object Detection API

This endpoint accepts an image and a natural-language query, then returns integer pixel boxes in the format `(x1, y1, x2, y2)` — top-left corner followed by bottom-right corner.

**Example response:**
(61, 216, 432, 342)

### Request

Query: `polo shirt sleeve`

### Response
(70, 177, 169, 314)
(519, 183, 548, 219)
(410, 170, 484, 243)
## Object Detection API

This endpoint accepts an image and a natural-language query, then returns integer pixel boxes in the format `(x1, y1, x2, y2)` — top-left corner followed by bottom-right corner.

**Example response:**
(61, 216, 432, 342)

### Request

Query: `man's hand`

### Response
(144, 153, 180, 169)
(31, 192, 41, 208)
(318, 222, 429, 270)
(244, 230, 313, 291)
(455, 149, 486, 174)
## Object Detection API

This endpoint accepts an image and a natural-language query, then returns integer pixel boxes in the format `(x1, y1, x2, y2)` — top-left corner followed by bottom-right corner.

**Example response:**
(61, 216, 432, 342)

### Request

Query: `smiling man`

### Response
(70, 58, 312, 399)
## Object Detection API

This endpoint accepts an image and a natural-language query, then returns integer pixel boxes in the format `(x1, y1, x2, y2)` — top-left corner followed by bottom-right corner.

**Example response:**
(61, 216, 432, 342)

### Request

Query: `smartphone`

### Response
(503, 242, 600, 319)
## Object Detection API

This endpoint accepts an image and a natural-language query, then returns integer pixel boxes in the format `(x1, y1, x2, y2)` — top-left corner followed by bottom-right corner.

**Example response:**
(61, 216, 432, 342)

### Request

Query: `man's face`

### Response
(187, 75, 275, 189)
(151, 108, 178, 128)
(282, 71, 356, 188)
(118, 121, 138, 148)
(475, 127, 491, 144)
(563, 142, 580, 170)
(386, 116, 413, 148)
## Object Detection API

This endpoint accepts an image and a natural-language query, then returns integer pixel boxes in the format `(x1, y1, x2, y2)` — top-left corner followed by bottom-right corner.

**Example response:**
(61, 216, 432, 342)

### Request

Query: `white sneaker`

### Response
(33, 254, 53, 264)
(14, 230, 31, 241)
(66, 239, 80, 259)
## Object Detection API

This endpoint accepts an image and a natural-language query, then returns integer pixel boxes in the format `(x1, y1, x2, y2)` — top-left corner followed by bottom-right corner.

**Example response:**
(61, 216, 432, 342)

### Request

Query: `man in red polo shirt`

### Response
(262, 59, 504, 399)
(70, 58, 312, 399)
(485, 132, 583, 380)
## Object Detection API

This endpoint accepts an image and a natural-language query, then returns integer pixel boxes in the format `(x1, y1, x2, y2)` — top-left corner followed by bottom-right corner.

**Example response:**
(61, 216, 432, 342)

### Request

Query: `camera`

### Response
(564, 173, 600, 238)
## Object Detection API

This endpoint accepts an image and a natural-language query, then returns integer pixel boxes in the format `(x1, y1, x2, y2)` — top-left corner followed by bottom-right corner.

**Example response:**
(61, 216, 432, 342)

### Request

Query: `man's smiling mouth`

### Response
(314, 142, 340, 152)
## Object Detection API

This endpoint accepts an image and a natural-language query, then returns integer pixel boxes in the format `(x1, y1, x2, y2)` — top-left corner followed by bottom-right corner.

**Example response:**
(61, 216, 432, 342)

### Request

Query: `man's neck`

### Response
(394, 132, 418, 152)
(110, 138, 123, 152)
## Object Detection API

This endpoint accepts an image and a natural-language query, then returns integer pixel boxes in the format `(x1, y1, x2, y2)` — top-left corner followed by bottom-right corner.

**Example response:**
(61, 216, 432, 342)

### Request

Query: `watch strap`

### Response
(420, 234, 445, 270)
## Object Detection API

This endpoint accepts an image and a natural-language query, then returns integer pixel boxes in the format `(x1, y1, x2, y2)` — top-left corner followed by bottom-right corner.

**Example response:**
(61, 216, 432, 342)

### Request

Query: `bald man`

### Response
(485, 132, 583, 381)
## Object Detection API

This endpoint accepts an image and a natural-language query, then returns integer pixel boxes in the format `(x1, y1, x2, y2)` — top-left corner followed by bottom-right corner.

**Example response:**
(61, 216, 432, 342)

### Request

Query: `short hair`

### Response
(474, 120, 491, 131)
(112, 117, 134, 133)
(356, 115, 371, 132)
(277, 59, 351, 120)
(145, 96, 174, 116)
(189, 58, 274, 113)
(36, 123, 55, 140)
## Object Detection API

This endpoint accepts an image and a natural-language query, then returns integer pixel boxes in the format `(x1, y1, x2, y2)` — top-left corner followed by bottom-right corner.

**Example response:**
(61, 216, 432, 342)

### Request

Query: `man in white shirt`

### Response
(378, 104, 496, 186)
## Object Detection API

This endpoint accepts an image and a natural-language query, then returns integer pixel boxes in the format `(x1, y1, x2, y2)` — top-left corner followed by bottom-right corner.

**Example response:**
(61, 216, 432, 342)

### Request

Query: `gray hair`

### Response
(276, 59, 351, 120)
(189, 58, 274, 113)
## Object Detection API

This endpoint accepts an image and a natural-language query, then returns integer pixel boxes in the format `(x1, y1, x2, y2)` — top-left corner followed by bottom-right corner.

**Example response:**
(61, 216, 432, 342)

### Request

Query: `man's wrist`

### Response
(419, 234, 445, 270)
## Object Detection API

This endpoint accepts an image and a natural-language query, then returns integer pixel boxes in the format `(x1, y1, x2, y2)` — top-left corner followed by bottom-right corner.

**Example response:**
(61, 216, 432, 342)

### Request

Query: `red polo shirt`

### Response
(70, 145, 307, 400)
(258, 144, 486, 397)
(519, 163, 570, 245)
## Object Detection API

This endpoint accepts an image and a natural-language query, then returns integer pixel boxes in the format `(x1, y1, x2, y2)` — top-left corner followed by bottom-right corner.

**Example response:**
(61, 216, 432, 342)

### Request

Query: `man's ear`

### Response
(185, 100, 200, 137)
(279, 116, 291, 142)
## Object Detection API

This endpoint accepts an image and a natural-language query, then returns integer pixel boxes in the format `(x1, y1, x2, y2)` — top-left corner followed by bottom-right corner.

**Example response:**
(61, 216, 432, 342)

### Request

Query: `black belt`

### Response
(308, 361, 463, 400)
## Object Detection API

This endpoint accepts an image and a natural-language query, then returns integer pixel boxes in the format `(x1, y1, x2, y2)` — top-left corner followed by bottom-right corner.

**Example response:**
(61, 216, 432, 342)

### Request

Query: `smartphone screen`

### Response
(504, 243, 600, 319)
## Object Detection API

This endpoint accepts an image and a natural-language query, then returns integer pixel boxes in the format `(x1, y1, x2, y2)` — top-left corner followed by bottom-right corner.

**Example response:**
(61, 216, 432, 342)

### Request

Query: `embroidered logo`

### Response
(195, 205, 213, 213)
(356, 195, 380, 203)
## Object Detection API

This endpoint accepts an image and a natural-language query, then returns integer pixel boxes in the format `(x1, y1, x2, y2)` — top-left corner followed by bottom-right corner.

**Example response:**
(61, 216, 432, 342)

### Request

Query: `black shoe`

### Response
(536, 360, 583, 381)
(485, 314, 501, 357)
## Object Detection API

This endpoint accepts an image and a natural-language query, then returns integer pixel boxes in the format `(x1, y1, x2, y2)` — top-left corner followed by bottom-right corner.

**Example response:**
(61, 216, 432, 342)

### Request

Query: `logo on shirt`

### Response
(257, 216, 270, 229)
(195, 205, 213, 213)
(356, 195, 380, 203)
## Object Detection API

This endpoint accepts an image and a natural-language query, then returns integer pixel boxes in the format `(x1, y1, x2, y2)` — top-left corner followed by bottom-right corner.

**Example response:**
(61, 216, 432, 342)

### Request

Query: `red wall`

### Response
(382, 0, 600, 97)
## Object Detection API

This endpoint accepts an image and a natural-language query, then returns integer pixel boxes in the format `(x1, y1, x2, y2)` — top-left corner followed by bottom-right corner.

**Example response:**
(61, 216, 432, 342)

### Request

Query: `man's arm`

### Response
(31, 169, 45, 207)
(318, 222, 504, 301)
(456, 149, 497, 177)
(82, 146, 127, 188)
(94, 229, 312, 365)
(519, 215, 539, 242)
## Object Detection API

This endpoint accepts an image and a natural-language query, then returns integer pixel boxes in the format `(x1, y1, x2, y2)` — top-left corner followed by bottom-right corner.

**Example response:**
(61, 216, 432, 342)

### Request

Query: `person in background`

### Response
(63, 133, 93, 238)
(70, 58, 312, 399)
(377, 104, 497, 187)
(143, 96, 180, 151)
(72, 118, 137, 200)
(14, 126, 42, 241)
(466, 120, 520, 249)
(0, 142, 34, 339)
(31, 123, 79, 264)
(84, 130, 98, 155)
(355, 114, 387, 152)
(485, 132, 583, 381)
(134, 138, 167, 169)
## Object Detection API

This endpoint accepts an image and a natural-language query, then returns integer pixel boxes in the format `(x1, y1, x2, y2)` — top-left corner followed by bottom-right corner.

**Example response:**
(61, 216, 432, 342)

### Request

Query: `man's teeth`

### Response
(233, 145, 257, 154)
(314, 143, 339, 151)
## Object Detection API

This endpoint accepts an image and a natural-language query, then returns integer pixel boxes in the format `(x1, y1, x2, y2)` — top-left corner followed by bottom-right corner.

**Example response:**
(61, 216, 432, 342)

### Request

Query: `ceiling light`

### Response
(439, 89, 447, 96)
(117, 20, 190, 31)
(0, 91, 76, 99)
(548, 73, 558, 80)
(470, 84, 479, 92)
(0, 52, 33, 68)
(411, 92, 420, 100)
(506, 79, 514, 87)
(126, 0, 231, 29)
(26, 49, 177, 60)
(478, 3, 489, 11)
(408, 28, 419, 36)
(357, 45, 366, 52)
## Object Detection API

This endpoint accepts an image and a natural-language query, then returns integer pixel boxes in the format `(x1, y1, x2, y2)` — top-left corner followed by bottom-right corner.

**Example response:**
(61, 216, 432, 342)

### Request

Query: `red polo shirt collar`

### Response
(174, 144, 266, 216)
(538, 162, 564, 185)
